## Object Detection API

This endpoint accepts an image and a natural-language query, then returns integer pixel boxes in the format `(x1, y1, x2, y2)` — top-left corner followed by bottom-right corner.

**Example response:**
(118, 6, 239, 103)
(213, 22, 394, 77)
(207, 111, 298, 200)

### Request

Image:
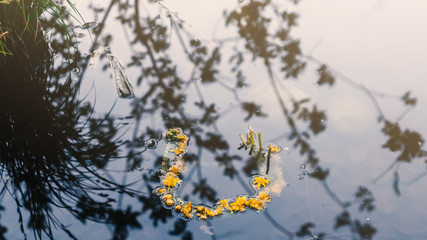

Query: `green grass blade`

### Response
(65, 0, 85, 25)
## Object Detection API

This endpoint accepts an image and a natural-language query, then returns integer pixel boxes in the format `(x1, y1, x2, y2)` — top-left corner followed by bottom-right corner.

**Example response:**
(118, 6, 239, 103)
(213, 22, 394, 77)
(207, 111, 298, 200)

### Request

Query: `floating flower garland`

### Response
(154, 127, 281, 221)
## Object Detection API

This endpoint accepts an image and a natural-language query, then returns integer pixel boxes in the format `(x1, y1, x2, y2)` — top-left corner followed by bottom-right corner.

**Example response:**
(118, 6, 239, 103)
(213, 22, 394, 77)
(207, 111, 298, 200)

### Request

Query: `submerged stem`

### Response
(266, 148, 271, 175)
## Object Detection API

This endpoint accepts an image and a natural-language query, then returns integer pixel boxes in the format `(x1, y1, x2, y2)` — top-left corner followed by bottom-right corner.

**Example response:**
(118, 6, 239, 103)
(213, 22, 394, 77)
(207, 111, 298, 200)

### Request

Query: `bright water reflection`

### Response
(1, 0, 427, 239)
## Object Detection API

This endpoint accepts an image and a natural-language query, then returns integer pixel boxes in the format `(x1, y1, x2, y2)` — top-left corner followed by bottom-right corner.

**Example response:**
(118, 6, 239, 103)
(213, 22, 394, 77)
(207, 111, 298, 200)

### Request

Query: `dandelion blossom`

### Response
(162, 173, 182, 189)
(257, 192, 271, 202)
(229, 196, 247, 213)
(182, 202, 193, 219)
(253, 176, 270, 189)
(246, 198, 265, 211)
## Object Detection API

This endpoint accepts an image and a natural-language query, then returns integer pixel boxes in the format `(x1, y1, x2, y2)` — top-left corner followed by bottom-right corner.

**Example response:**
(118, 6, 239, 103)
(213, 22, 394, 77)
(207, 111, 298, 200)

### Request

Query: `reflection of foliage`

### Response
(0, 205, 6, 239)
(331, 186, 376, 239)
(107, 206, 142, 239)
(401, 91, 417, 106)
(354, 220, 376, 239)
(382, 120, 425, 162)
(295, 105, 326, 135)
(354, 186, 375, 212)
(195, 133, 229, 153)
(169, 219, 192, 240)
(376, 119, 426, 195)
(139, 179, 173, 227)
(296, 222, 325, 239)
(225, 0, 306, 78)
(316, 64, 335, 86)
(192, 179, 217, 203)
(3, 0, 426, 239)
(80, 0, 383, 239)
(0, 2, 139, 239)
(0, 63, 130, 239)
(195, 102, 219, 125)
(215, 153, 241, 179)
(242, 102, 267, 121)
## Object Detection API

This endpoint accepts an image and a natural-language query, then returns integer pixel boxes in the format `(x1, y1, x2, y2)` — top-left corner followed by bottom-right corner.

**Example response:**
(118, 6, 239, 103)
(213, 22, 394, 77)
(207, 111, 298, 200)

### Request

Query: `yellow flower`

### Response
(170, 147, 183, 155)
(175, 205, 182, 212)
(246, 198, 265, 211)
(195, 206, 204, 212)
(229, 196, 247, 213)
(178, 134, 187, 142)
(168, 165, 182, 175)
(253, 176, 270, 189)
(207, 209, 217, 217)
(195, 206, 218, 220)
(182, 202, 192, 214)
(178, 141, 186, 149)
(218, 199, 229, 210)
(165, 198, 175, 206)
(155, 188, 167, 195)
(267, 145, 281, 153)
(161, 194, 175, 206)
(162, 194, 173, 200)
(257, 192, 271, 202)
(182, 202, 193, 219)
(169, 142, 187, 155)
(214, 206, 223, 216)
(162, 173, 182, 189)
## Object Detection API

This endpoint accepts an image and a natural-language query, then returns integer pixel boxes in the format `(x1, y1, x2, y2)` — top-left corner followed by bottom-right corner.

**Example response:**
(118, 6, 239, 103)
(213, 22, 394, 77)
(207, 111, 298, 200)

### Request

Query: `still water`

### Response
(1, 0, 427, 239)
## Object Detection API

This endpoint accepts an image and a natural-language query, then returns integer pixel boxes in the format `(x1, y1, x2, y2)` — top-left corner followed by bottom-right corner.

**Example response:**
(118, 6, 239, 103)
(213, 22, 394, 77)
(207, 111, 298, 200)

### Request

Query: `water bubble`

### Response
(366, 218, 371, 222)
(72, 67, 81, 74)
(300, 164, 306, 169)
(145, 139, 158, 149)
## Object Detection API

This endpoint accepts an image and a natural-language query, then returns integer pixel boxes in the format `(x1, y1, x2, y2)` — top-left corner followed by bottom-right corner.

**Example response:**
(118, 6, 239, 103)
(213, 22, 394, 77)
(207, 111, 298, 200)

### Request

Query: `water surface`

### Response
(1, 0, 427, 239)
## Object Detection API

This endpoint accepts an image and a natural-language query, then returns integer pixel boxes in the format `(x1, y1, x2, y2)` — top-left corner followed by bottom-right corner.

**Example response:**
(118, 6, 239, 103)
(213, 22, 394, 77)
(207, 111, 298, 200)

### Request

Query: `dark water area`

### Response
(1, 0, 427, 239)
